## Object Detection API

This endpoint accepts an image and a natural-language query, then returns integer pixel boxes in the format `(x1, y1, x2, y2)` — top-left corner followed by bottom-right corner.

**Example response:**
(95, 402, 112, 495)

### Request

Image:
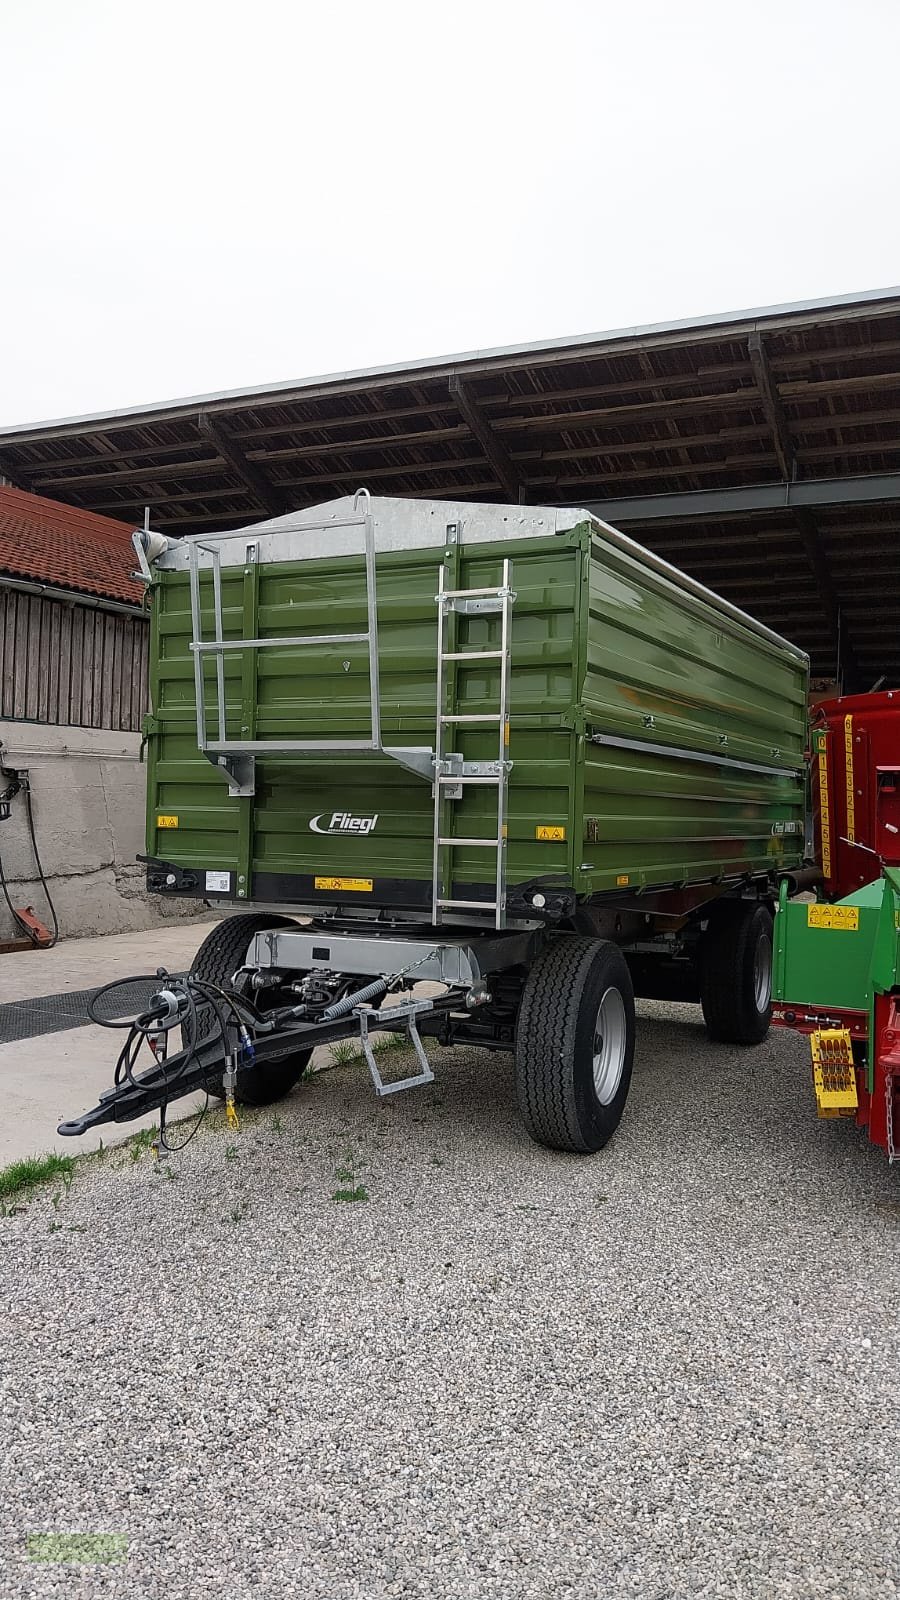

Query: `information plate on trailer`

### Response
(807, 904, 860, 931)
(314, 876, 373, 893)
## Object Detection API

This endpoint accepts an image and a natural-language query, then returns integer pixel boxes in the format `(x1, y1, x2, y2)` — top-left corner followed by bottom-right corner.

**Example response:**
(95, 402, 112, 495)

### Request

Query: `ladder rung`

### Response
(439, 714, 503, 724)
(441, 650, 504, 662)
(437, 837, 502, 848)
(437, 774, 501, 786)
(441, 586, 506, 599)
(436, 898, 499, 911)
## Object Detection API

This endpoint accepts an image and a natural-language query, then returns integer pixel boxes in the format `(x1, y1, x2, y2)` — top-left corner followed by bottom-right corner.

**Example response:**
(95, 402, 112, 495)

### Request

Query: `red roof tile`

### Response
(0, 485, 143, 605)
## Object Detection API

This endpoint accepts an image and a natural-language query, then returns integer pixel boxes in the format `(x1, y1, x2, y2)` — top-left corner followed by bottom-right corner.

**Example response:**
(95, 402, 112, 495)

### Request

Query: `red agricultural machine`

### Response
(773, 690, 900, 1162)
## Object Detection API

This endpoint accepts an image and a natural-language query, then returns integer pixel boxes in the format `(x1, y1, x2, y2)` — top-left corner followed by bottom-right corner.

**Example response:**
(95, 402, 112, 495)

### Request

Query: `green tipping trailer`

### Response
(59, 493, 809, 1155)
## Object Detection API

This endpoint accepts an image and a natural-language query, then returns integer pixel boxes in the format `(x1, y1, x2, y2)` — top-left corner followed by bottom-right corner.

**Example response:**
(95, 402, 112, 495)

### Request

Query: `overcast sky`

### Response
(2, 0, 898, 426)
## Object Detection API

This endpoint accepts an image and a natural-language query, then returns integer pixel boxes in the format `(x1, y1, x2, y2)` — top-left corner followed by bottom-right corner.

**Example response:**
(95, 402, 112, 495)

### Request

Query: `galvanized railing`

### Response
(186, 490, 431, 792)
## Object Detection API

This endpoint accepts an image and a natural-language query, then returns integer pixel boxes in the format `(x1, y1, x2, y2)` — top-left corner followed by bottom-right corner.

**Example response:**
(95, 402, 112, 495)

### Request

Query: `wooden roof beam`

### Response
(197, 411, 290, 518)
(449, 377, 522, 502)
(748, 332, 795, 480)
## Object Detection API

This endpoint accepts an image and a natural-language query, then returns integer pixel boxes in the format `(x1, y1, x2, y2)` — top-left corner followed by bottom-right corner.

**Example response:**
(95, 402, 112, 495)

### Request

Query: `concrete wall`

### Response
(0, 720, 203, 941)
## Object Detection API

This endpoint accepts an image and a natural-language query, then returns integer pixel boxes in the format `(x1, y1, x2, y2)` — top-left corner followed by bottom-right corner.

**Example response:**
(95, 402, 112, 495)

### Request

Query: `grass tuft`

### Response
(128, 1125, 159, 1162)
(0, 1153, 75, 1203)
(329, 1040, 358, 1066)
(372, 1032, 407, 1055)
(331, 1184, 369, 1203)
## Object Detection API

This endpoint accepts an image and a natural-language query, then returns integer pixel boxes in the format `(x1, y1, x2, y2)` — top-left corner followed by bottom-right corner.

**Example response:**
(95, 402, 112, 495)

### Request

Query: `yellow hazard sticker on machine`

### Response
(844, 714, 856, 843)
(314, 876, 373, 893)
(817, 742, 832, 879)
(536, 825, 565, 841)
(807, 904, 859, 931)
(616, 874, 630, 887)
(156, 814, 179, 828)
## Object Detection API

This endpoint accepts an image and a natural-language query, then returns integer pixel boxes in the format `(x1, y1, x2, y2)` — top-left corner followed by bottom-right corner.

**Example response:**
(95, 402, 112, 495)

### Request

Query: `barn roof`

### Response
(1, 285, 899, 680)
(0, 486, 142, 605)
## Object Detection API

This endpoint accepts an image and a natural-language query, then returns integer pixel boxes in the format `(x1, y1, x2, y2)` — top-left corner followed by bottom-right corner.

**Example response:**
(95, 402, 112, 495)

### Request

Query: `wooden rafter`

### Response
(196, 411, 289, 518)
(448, 377, 522, 502)
(748, 332, 795, 480)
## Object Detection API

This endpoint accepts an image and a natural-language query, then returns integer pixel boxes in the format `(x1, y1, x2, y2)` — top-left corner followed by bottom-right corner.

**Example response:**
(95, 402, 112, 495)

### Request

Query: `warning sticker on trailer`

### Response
(157, 814, 179, 828)
(314, 876, 373, 893)
(807, 904, 859, 931)
(536, 825, 566, 841)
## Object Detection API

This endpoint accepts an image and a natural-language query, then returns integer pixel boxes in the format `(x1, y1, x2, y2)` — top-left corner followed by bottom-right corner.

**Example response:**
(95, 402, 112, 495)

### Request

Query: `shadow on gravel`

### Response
(290, 999, 900, 1203)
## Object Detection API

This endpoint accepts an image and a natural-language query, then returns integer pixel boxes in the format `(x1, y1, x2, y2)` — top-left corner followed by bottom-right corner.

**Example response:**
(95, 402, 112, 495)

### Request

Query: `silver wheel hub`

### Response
(592, 986, 627, 1105)
(754, 933, 772, 1013)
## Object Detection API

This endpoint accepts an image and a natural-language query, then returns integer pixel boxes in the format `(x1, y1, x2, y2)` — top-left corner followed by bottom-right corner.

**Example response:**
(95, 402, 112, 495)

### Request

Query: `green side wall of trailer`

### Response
(143, 516, 807, 909)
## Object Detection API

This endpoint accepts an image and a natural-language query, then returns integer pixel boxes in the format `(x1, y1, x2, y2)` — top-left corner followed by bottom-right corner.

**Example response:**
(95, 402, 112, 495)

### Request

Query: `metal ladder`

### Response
(186, 489, 432, 794)
(431, 559, 515, 929)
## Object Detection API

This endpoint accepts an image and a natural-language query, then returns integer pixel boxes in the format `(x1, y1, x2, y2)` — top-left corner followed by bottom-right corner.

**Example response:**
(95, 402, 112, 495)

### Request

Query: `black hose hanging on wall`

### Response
(0, 765, 59, 948)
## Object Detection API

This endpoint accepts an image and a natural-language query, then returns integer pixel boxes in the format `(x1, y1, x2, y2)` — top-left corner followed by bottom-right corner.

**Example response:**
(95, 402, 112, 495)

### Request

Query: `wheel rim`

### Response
(754, 932, 772, 1012)
(592, 986, 627, 1105)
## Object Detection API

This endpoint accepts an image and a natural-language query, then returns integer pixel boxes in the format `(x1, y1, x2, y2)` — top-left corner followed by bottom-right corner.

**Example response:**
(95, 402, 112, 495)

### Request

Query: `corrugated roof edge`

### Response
(3, 283, 899, 438)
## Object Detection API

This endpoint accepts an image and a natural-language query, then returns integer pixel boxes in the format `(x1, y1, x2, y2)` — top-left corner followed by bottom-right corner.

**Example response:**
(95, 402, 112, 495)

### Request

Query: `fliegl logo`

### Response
(309, 811, 379, 836)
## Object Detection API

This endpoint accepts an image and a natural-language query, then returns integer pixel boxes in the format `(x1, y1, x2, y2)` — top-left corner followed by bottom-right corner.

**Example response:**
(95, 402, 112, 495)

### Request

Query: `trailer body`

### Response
(143, 496, 807, 920)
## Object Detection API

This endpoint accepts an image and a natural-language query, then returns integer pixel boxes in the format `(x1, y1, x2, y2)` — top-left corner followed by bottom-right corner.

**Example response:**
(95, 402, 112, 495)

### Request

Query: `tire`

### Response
(514, 937, 636, 1154)
(699, 900, 773, 1045)
(189, 913, 312, 1106)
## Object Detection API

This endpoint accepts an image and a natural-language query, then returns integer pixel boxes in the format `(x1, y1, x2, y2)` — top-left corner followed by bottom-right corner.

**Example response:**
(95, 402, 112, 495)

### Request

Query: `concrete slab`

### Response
(0, 920, 219, 1163)
(0, 1023, 209, 1164)
(0, 919, 220, 1004)
(0, 917, 429, 1166)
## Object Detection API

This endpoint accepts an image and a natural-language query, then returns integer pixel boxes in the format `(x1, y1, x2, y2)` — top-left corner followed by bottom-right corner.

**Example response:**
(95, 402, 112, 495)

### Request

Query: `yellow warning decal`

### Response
(156, 814, 179, 828)
(314, 876, 373, 893)
(817, 737, 832, 880)
(844, 714, 855, 843)
(807, 904, 859, 931)
(536, 825, 565, 841)
(616, 874, 630, 887)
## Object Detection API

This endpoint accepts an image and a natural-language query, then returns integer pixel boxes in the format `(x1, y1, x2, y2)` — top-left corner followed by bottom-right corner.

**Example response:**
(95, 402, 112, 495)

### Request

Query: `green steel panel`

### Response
(773, 896, 881, 1012)
(580, 741, 805, 894)
(773, 868, 900, 1083)
(583, 526, 807, 767)
(145, 512, 807, 906)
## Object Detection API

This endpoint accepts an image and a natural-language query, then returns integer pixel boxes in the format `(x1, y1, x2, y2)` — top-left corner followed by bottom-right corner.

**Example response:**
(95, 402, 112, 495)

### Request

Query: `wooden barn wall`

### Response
(0, 587, 149, 731)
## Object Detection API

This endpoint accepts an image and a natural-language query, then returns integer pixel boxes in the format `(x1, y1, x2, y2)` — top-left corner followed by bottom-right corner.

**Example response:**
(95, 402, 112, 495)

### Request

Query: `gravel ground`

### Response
(1, 1000, 899, 1600)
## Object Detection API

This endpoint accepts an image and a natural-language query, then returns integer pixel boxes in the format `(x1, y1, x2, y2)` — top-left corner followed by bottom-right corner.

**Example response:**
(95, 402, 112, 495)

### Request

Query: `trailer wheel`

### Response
(514, 937, 635, 1154)
(699, 900, 773, 1046)
(189, 913, 312, 1105)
